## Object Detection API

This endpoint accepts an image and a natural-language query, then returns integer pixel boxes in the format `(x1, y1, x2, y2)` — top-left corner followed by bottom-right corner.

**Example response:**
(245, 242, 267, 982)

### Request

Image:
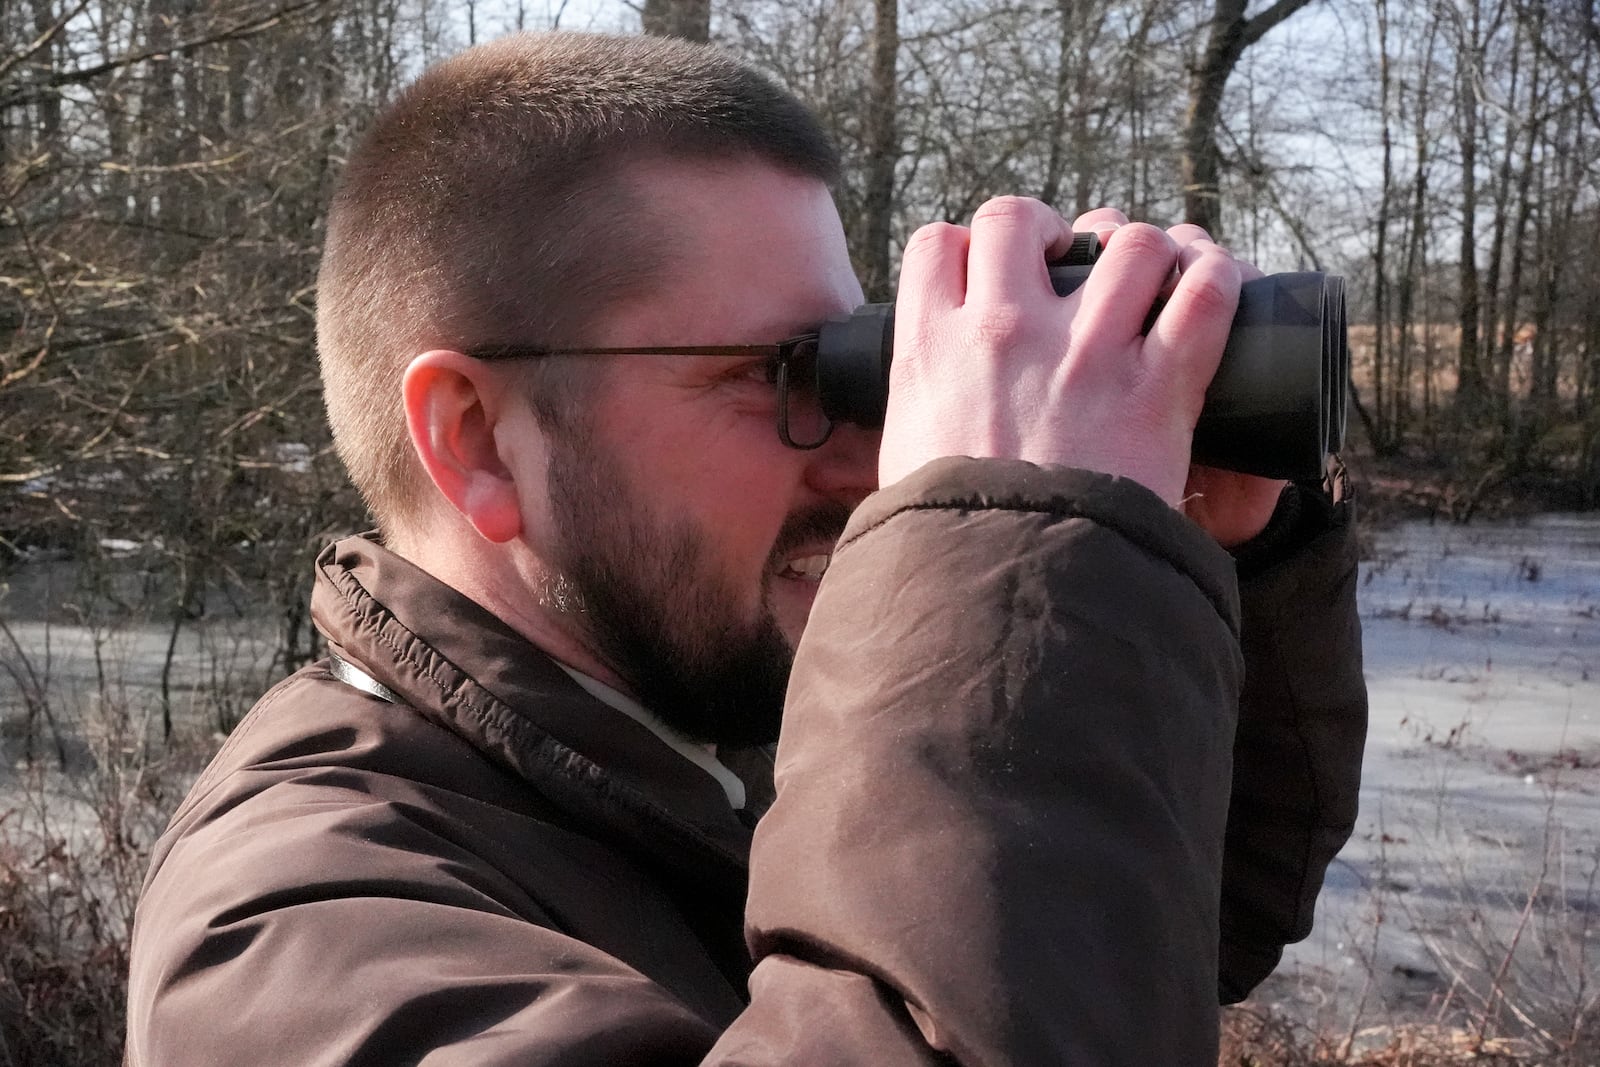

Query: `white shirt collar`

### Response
(556, 665, 747, 811)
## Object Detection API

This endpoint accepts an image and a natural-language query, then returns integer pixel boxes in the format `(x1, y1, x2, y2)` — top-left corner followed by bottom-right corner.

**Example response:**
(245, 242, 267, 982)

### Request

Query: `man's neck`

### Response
(401, 532, 639, 700)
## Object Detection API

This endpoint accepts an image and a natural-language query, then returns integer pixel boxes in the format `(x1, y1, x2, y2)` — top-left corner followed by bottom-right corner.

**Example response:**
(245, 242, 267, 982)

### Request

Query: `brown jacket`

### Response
(126, 458, 1365, 1066)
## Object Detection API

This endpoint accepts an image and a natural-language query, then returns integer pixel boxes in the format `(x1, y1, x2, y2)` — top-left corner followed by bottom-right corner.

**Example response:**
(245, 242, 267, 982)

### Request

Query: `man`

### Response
(127, 31, 1365, 1066)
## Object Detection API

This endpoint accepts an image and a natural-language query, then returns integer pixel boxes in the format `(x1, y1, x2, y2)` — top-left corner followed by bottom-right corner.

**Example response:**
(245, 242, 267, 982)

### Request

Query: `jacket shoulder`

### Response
(128, 666, 738, 1066)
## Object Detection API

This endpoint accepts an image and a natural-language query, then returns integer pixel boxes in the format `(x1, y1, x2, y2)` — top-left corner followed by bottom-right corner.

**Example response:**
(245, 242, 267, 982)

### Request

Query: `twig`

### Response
(1339, 800, 1392, 1060)
(0, 0, 92, 85)
(1471, 776, 1558, 1050)
(0, 0, 338, 110)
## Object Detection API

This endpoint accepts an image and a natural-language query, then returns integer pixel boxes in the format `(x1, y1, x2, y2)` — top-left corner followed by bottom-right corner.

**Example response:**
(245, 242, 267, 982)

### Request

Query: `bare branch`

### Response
(0, 0, 93, 86)
(0, 0, 337, 109)
(1240, 0, 1319, 50)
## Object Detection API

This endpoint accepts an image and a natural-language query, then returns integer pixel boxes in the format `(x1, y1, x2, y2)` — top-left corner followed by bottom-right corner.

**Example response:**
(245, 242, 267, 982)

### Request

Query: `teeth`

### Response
(782, 554, 831, 581)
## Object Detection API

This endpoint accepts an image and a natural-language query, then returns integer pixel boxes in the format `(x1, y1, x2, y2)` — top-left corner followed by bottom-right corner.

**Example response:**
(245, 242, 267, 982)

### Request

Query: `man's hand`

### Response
(880, 199, 1242, 505)
(1145, 216, 1288, 547)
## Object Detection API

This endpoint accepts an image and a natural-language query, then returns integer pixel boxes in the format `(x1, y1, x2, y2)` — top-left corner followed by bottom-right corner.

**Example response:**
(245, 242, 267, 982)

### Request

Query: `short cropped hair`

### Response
(316, 32, 839, 533)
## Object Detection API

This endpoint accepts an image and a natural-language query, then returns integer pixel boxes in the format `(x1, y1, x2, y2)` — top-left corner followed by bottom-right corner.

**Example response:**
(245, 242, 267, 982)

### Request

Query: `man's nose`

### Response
(805, 421, 881, 511)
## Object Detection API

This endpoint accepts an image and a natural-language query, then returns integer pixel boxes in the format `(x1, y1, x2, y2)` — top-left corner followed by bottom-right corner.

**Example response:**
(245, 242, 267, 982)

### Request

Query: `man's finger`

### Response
(1147, 240, 1241, 406)
(964, 196, 1077, 308)
(1074, 222, 1179, 344)
(1166, 223, 1214, 249)
(897, 221, 972, 317)
(1168, 223, 1265, 282)
(1071, 206, 1128, 235)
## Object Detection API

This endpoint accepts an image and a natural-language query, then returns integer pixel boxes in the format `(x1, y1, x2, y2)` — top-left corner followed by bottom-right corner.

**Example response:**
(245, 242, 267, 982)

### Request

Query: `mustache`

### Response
(769, 501, 854, 564)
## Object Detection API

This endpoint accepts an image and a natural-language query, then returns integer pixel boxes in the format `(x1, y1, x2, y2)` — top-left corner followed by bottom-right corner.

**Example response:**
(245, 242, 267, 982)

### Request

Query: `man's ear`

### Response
(403, 350, 526, 543)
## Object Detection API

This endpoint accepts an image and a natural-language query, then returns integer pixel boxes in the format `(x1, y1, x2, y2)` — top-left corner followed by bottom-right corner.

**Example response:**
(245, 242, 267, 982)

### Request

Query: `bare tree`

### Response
(1181, 0, 1318, 237)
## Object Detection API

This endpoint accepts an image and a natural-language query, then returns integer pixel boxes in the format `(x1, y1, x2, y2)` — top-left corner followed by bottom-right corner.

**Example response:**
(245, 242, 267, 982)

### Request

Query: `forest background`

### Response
(1, 0, 1598, 1063)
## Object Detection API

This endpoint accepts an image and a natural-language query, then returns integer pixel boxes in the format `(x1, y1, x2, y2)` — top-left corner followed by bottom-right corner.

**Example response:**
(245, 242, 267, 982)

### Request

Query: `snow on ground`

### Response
(1259, 515, 1600, 1042)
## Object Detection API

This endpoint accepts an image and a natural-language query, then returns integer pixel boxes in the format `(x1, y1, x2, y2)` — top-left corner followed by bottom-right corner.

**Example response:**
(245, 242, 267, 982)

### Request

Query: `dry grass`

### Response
(0, 584, 234, 1065)
(0, 816, 130, 1065)
(0, 712, 216, 1066)
(1221, 1007, 1599, 1066)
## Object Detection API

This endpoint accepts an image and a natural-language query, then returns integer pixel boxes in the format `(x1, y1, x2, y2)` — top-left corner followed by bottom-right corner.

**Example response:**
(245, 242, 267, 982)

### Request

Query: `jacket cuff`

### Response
(852, 456, 1241, 636)
(1231, 461, 1356, 584)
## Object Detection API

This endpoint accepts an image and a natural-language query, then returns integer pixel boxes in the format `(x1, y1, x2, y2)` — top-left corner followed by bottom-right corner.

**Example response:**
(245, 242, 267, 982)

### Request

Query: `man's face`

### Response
(529, 158, 876, 746)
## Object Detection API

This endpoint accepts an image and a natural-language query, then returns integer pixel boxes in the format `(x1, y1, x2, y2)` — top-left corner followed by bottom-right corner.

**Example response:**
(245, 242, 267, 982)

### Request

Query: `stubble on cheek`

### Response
(536, 568, 588, 616)
(538, 413, 790, 743)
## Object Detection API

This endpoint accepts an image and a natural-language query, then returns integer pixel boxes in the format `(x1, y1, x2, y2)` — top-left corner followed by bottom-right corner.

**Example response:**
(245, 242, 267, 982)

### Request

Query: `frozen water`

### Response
(1262, 514, 1600, 1042)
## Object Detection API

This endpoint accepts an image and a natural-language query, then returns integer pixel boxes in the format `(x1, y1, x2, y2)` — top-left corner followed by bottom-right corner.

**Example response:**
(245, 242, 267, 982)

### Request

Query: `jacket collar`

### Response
(309, 534, 762, 897)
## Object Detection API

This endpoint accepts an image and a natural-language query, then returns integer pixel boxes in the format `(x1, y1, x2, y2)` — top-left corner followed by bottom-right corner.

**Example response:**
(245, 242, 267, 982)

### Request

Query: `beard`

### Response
(543, 417, 850, 747)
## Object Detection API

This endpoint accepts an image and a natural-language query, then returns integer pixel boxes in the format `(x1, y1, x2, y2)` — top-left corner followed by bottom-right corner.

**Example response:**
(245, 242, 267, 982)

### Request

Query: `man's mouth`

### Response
(777, 552, 832, 583)
(768, 502, 851, 589)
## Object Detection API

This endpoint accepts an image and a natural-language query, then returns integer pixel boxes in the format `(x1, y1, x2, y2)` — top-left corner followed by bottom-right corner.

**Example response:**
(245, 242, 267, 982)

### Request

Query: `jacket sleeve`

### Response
(718, 458, 1246, 1066)
(1216, 474, 1368, 1003)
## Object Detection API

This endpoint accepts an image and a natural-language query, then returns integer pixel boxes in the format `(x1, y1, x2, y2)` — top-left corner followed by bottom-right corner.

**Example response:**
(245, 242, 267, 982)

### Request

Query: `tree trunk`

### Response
(1526, 4, 1565, 420)
(1182, 0, 1316, 238)
(1041, 0, 1076, 210)
(641, 0, 710, 42)
(1042, 0, 1108, 217)
(1373, 0, 1393, 449)
(30, 0, 63, 153)
(860, 0, 899, 301)
(1482, 15, 1523, 429)
(1453, 0, 1487, 417)
(1396, 17, 1438, 439)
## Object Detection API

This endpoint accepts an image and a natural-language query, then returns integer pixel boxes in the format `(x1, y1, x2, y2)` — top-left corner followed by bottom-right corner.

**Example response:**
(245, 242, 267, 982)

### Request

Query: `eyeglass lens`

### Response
(778, 337, 832, 449)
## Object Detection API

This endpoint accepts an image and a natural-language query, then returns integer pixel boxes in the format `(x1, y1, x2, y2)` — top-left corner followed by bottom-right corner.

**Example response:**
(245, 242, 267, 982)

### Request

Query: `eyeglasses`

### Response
(465, 335, 833, 450)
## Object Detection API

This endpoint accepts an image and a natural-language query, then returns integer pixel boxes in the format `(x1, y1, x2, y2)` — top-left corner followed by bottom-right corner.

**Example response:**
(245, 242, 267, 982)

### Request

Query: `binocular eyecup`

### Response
(814, 232, 1349, 482)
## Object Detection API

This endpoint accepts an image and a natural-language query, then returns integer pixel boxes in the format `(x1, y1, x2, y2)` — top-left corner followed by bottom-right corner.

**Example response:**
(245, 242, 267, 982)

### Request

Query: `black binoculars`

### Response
(812, 232, 1349, 481)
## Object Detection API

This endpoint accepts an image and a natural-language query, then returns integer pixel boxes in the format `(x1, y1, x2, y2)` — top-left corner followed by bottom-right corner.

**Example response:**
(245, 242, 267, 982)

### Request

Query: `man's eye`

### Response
(735, 358, 782, 386)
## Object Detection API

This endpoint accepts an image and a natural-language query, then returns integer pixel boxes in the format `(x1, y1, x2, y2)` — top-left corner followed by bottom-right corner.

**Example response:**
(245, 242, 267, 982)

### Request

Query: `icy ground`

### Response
(1258, 514, 1600, 1043)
